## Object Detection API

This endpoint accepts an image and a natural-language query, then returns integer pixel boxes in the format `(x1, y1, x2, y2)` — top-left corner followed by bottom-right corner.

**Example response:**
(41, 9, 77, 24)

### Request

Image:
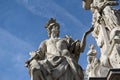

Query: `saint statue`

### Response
(86, 44, 99, 77)
(25, 18, 93, 80)
(87, 44, 97, 64)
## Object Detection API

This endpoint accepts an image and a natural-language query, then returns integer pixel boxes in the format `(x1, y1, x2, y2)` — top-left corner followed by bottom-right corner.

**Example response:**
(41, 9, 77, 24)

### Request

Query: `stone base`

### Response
(89, 69, 120, 80)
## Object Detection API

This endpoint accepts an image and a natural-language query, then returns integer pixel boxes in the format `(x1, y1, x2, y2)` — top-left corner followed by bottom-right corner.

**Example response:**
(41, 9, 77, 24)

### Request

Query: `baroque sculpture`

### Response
(25, 18, 93, 80)
(86, 44, 99, 77)
(83, 0, 120, 78)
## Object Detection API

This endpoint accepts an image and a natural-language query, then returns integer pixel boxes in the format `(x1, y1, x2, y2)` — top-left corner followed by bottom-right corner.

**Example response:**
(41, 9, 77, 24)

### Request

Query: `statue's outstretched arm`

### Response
(80, 27, 94, 52)
(25, 41, 46, 67)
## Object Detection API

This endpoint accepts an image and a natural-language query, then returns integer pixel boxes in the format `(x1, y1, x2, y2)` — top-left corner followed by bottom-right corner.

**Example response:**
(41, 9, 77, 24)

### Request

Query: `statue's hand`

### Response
(86, 26, 94, 35)
(25, 60, 30, 67)
(89, 26, 94, 31)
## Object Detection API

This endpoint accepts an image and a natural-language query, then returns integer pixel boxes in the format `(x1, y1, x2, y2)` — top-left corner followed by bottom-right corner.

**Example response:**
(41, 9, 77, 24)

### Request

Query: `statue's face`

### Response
(51, 25, 59, 38)
(90, 44, 94, 49)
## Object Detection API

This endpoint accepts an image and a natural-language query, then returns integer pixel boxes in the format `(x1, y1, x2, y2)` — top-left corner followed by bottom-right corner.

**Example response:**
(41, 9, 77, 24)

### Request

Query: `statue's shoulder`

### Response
(40, 39, 48, 45)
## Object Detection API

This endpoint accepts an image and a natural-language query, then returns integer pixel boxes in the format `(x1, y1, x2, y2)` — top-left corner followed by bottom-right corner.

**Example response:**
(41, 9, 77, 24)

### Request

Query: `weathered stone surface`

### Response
(25, 18, 94, 80)
(89, 69, 120, 80)
(84, 0, 120, 78)
(107, 69, 120, 80)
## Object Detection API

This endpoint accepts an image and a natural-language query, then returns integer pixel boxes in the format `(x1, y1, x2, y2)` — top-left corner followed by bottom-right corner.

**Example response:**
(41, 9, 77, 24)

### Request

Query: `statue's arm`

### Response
(36, 41, 47, 60)
(25, 41, 46, 66)
(80, 27, 94, 52)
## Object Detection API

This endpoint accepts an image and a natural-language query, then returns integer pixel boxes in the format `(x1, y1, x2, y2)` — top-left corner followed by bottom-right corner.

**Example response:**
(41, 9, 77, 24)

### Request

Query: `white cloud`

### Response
(16, 0, 86, 29)
(0, 28, 34, 80)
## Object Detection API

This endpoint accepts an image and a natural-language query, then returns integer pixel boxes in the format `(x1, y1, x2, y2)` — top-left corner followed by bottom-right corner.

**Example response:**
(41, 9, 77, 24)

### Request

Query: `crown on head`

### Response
(45, 18, 57, 28)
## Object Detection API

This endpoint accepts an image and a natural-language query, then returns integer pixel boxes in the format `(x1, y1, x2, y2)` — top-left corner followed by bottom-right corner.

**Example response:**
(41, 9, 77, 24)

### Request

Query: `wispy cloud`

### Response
(16, 0, 86, 30)
(0, 28, 34, 80)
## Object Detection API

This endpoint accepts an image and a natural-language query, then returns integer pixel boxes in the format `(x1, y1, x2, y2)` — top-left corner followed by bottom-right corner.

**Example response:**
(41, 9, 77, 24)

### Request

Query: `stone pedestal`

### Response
(107, 69, 120, 80)
(89, 69, 120, 80)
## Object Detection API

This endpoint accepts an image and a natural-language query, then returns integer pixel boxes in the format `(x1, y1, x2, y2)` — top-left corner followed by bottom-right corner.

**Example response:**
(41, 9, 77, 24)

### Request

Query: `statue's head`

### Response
(45, 18, 60, 38)
(89, 44, 95, 49)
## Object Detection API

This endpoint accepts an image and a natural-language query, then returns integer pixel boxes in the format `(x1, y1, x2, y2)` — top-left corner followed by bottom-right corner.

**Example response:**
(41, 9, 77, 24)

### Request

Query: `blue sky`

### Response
(0, 0, 120, 80)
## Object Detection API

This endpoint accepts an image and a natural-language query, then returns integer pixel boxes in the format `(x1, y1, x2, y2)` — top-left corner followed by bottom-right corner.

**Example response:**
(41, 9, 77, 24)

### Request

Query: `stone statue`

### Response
(83, 0, 120, 78)
(91, 0, 120, 68)
(86, 44, 99, 77)
(87, 44, 97, 64)
(25, 18, 94, 80)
